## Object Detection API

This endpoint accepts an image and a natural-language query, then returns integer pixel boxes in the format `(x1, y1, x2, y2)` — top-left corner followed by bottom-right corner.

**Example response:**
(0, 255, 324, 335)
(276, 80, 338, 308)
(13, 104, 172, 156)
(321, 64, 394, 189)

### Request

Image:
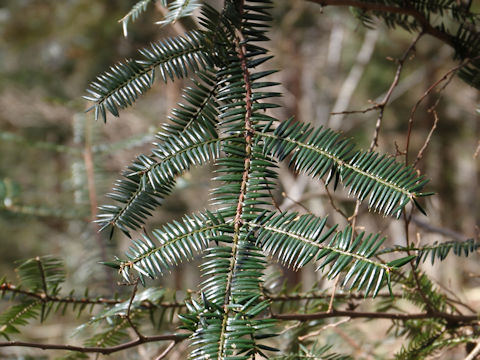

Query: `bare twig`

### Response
(324, 184, 349, 221)
(405, 59, 472, 165)
(298, 318, 350, 341)
(272, 309, 479, 323)
(265, 176, 282, 213)
(348, 201, 361, 232)
(412, 109, 439, 168)
(155, 341, 177, 360)
(369, 33, 423, 151)
(330, 103, 379, 116)
(281, 191, 313, 214)
(266, 291, 398, 302)
(0, 334, 186, 355)
(328, 277, 340, 312)
(0, 281, 185, 309)
(124, 279, 144, 340)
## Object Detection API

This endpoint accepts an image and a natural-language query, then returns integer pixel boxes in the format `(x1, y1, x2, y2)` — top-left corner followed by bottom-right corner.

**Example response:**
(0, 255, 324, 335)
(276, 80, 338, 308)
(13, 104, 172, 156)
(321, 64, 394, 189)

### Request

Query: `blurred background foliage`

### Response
(0, 0, 479, 358)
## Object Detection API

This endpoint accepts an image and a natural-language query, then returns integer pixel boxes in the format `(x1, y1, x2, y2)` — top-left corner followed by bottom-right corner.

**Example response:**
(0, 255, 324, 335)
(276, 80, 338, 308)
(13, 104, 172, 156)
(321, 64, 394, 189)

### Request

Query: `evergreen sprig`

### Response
(156, 0, 202, 27)
(85, 29, 218, 122)
(119, 0, 163, 37)
(260, 119, 430, 218)
(252, 212, 414, 296)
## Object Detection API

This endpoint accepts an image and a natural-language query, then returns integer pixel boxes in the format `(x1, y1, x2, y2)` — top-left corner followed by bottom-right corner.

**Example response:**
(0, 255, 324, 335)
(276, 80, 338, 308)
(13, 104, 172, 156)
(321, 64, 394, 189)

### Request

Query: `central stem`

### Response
(222, 31, 254, 310)
(218, 24, 255, 357)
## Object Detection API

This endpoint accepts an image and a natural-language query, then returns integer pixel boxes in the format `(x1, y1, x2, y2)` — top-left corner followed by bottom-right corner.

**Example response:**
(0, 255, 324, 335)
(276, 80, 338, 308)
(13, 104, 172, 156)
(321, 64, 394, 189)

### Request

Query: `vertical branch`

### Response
(369, 33, 423, 151)
(124, 279, 144, 340)
(222, 32, 254, 310)
(413, 109, 439, 168)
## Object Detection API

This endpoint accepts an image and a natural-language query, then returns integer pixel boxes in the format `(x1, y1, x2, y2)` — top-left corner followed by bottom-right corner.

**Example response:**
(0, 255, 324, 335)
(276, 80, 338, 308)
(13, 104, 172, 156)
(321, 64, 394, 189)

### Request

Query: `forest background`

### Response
(1, 0, 479, 358)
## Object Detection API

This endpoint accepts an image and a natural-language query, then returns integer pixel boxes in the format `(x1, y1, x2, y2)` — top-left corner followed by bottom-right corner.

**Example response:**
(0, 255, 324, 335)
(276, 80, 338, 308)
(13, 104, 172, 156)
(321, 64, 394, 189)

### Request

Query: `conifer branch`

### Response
(308, 0, 466, 53)
(0, 334, 186, 355)
(0, 282, 184, 309)
(272, 309, 479, 323)
(218, 26, 255, 358)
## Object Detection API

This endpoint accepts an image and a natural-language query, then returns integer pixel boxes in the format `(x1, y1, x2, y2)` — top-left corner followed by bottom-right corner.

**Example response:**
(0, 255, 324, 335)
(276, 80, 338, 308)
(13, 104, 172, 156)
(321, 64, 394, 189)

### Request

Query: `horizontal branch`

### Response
(266, 291, 398, 302)
(0, 282, 185, 309)
(308, 0, 461, 54)
(0, 334, 187, 355)
(272, 309, 479, 323)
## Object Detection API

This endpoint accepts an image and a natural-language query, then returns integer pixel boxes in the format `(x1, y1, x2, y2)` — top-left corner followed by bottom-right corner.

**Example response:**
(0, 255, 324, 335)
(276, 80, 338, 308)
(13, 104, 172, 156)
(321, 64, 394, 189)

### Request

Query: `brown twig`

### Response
(281, 191, 313, 214)
(217, 21, 256, 357)
(155, 341, 177, 360)
(412, 109, 439, 168)
(265, 177, 282, 213)
(324, 184, 349, 221)
(272, 309, 479, 323)
(0, 281, 185, 309)
(405, 59, 472, 165)
(330, 103, 379, 116)
(298, 318, 350, 341)
(348, 201, 361, 232)
(401, 61, 470, 314)
(266, 291, 398, 302)
(327, 277, 340, 312)
(369, 33, 423, 151)
(0, 334, 186, 355)
(124, 279, 143, 340)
